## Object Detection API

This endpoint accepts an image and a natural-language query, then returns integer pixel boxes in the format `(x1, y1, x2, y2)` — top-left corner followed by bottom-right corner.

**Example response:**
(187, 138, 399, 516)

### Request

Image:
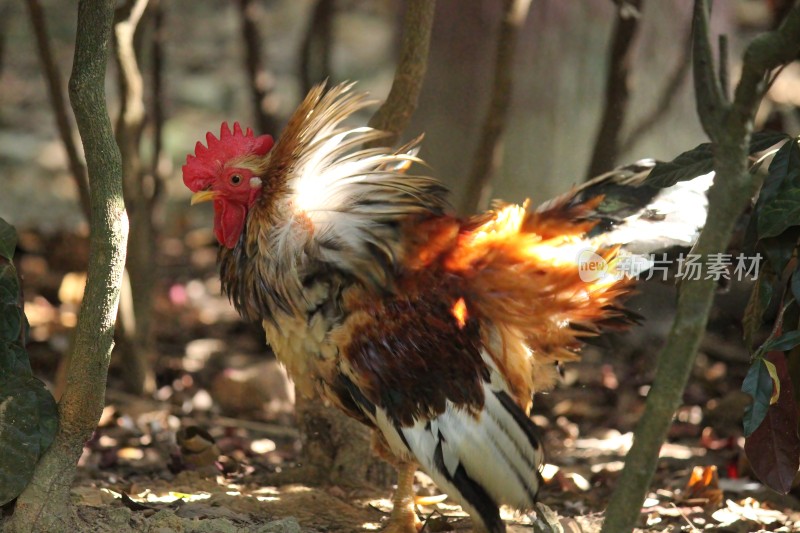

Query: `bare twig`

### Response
(461, 0, 532, 214)
(718, 34, 730, 100)
(25, 0, 91, 220)
(6, 1, 128, 530)
(149, 0, 165, 202)
(691, 0, 726, 135)
(586, 0, 645, 180)
(237, 0, 279, 134)
(114, 0, 156, 396)
(0, 2, 8, 77)
(601, 3, 800, 531)
(115, 0, 148, 151)
(619, 27, 692, 154)
(300, 0, 334, 94)
(367, 0, 436, 147)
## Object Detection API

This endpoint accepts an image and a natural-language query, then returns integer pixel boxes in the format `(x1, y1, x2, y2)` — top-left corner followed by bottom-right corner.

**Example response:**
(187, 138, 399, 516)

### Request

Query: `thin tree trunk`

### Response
(461, 0, 532, 214)
(586, 0, 644, 179)
(367, 0, 436, 147)
(601, 3, 800, 531)
(237, 0, 279, 134)
(25, 0, 92, 220)
(6, 1, 128, 530)
(150, 0, 165, 189)
(619, 26, 692, 154)
(300, 0, 334, 94)
(113, 0, 156, 395)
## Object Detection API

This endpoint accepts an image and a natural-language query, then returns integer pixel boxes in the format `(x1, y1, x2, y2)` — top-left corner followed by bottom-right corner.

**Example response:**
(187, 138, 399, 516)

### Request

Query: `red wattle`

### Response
(213, 200, 246, 249)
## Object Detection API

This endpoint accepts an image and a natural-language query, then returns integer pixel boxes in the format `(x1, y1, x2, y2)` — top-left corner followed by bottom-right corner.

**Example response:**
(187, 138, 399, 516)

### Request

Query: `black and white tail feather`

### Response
(558, 159, 714, 255)
(372, 378, 544, 533)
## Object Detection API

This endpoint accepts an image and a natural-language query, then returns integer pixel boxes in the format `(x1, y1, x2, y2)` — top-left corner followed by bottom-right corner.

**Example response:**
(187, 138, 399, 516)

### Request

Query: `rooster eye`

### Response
(230, 174, 243, 186)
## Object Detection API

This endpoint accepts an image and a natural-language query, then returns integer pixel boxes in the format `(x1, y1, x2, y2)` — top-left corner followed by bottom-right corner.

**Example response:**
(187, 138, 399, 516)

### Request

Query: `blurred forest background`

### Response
(2, 0, 800, 531)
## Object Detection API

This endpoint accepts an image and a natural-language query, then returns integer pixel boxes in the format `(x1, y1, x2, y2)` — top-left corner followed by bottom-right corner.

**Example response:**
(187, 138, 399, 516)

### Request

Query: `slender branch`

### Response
(6, 1, 127, 530)
(149, 0, 165, 205)
(113, 0, 157, 396)
(691, 0, 726, 136)
(65, 0, 128, 451)
(113, 0, 148, 180)
(461, 0, 532, 214)
(729, 5, 800, 133)
(25, 0, 91, 220)
(718, 34, 730, 101)
(585, 0, 644, 180)
(619, 27, 692, 154)
(237, 0, 279, 135)
(300, 0, 334, 94)
(0, 2, 8, 77)
(601, 3, 800, 532)
(115, 0, 148, 140)
(367, 0, 436, 147)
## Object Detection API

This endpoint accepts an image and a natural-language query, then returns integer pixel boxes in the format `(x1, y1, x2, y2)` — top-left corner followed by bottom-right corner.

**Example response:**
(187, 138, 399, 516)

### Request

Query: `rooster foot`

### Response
(381, 510, 421, 533)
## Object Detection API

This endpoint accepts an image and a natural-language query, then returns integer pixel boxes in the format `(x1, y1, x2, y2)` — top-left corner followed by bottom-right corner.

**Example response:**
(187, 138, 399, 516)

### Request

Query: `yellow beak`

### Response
(190, 190, 217, 205)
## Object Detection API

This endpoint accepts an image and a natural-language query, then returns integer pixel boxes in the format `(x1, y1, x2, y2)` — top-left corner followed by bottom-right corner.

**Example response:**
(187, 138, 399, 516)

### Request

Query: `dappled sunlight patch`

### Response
(712, 497, 789, 527)
(659, 442, 706, 460)
(540, 463, 559, 482)
(100, 487, 213, 504)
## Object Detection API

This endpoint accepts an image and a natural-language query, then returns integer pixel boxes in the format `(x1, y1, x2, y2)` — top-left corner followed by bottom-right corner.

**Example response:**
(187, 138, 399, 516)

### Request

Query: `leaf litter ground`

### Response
(2, 226, 799, 532)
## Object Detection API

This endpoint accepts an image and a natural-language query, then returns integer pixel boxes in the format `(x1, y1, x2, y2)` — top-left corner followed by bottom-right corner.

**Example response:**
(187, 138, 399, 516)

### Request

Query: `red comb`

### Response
(182, 122, 274, 192)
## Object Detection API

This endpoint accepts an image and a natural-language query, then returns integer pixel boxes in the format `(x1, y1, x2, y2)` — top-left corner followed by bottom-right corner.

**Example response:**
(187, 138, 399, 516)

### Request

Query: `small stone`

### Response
(189, 518, 241, 533)
(107, 505, 133, 528)
(255, 517, 302, 533)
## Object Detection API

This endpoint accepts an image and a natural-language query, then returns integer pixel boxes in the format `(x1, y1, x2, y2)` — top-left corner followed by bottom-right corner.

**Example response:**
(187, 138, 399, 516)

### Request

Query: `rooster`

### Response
(182, 83, 710, 533)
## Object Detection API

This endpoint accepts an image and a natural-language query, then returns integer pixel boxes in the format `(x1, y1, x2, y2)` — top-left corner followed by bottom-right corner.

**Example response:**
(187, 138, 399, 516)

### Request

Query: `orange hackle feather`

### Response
(404, 195, 634, 403)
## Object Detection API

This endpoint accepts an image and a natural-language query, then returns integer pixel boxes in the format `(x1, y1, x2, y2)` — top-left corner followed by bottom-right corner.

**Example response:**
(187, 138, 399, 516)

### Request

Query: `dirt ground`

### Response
(6, 225, 800, 532)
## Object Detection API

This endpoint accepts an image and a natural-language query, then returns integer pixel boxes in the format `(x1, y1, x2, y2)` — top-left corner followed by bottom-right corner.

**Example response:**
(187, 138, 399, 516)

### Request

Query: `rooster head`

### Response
(182, 122, 274, 248)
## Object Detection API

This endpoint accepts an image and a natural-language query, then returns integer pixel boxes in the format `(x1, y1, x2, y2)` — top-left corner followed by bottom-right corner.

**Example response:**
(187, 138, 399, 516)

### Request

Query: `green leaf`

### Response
(0, 375, 58, 505)
(742, 358, 776, 436)
(763, 359, 781, 405)
(763, 330, 800, 353)
(0, 218, 17, 261)
(756, 140, 800, 240)
(31, 378, 58, 452)
(756, 138, 798, 206)
(759, 228, 800, 278)
(0, 265, 21, 344)
(0, 381, 41, 505)
(0, 224, 56, 505)
(0, 264, 19, 304)
(646, 132, 790, 190)
(758, 190, 800, 240)
(744, 352, 800, 494)
(646, 143, 713, 188)
(0, 341, 32, 379)
(0, 264, 22, 342)
(792, 267, 800, 304)
(743, 274, 772, 350)
(749, 131, 792, 154)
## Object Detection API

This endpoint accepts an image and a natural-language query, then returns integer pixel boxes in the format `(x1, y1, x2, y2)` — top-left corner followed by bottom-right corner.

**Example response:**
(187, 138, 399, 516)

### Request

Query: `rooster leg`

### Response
(383, 461, 420, 533)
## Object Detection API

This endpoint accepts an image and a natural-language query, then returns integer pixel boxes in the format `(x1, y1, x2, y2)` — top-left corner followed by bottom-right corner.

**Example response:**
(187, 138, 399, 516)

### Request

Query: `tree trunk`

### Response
(5, 1, 128, 531)
(295, 395, 393, 488)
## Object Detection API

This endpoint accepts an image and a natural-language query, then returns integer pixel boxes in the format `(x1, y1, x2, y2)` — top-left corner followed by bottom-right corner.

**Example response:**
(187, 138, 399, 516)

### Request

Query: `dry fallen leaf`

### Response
(682, 465, 724, 508)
